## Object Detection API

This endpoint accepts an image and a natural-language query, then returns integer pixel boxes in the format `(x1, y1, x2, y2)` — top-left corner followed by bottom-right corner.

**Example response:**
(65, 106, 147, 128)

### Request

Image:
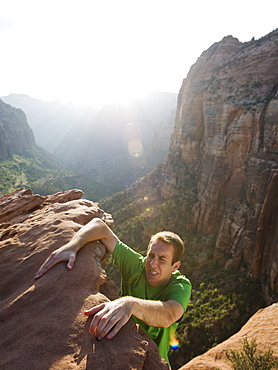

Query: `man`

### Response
(35, 218, 191, 364)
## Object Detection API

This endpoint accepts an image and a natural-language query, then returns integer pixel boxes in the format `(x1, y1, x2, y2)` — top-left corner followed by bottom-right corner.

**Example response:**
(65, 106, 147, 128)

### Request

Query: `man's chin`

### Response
(146, 274, 160, 286)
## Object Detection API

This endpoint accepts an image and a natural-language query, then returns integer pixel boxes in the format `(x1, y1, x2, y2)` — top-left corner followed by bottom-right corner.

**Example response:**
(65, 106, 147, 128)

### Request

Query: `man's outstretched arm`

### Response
(84, 296, 184, 340)
(34, 218, 118, 279)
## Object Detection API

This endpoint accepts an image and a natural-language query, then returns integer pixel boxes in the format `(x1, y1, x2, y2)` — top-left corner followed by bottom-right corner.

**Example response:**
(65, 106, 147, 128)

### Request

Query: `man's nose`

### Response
(150, 257, 157, 266)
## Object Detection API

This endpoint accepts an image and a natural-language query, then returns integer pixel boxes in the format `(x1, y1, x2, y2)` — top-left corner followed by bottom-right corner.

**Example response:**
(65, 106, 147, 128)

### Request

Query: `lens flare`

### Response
(169, 335, 179, 350)
(128, 138, 143, 157)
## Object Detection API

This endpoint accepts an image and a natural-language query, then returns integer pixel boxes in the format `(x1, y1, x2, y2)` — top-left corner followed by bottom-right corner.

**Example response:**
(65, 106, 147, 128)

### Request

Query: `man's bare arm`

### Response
(34, 218, 118, 279)
(84, 297, 184, 340)
(129, 297, 184, 327)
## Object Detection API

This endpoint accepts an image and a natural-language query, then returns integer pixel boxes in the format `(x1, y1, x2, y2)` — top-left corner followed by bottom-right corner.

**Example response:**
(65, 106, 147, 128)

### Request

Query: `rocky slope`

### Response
(0, 99, 35, 159)
(113, 30, 278, 303)
(179, 303, 278, 369)
(0, 188, 169, 370)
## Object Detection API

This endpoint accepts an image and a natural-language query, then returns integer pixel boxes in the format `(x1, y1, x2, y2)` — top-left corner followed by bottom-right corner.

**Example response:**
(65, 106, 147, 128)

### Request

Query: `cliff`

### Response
(0, 99, 35, 159)
(0, 188, 169, 370)
(114, 30, 278, 303)
(165, 31, 278, 301)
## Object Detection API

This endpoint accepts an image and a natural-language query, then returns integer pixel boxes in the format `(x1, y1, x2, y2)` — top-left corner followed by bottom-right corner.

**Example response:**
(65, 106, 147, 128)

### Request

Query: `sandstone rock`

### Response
(0, 189, 169, 370)
(0, 187, 85, 224)
(179, 303, 278, 370)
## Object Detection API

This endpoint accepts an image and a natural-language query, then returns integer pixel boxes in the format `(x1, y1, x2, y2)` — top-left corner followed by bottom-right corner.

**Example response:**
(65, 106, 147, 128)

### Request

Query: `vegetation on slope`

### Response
(0, 146, 112, 201)
(101, 190, 267, 370)
(225, 337, 278, 370)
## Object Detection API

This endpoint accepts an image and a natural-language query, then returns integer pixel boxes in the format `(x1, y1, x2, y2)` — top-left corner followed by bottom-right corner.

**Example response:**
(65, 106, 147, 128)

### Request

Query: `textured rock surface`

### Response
(0, 99, 35, 159)
(179, 303, 278, 370)
(129, 30, 278, 301)
(175, 31, 278, 301)
(0, 189, 169, 370)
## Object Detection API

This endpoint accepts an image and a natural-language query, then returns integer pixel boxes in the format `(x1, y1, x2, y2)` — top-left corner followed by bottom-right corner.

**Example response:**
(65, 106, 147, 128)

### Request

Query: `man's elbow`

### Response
(164, 302, 184, 327)
(160, 313, 179, 328)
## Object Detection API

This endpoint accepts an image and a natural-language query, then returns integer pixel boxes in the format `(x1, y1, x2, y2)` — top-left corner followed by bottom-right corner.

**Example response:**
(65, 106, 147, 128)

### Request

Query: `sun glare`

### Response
(1, 0, 277, 106)
(128, 138, 143, 157)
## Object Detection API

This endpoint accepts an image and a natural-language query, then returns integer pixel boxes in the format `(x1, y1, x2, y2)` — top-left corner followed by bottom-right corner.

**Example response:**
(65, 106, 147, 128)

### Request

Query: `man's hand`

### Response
(34, 244, 76, 279)
(84, 297, 133, 340)
(34, 218, 118, 280)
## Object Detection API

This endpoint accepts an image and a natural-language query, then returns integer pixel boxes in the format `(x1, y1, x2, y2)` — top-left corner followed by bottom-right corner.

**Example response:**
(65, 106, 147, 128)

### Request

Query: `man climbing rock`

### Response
(35, 218, 191, 364)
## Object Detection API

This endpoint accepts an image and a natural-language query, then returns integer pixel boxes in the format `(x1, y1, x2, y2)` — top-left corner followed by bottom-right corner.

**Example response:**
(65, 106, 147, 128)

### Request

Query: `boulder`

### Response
(0, 189, 169, 370)
(179, 303, 278, 369)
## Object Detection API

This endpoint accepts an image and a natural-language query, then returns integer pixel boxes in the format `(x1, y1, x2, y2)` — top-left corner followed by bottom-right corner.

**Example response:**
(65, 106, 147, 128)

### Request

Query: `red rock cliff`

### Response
(150, 31, 278, 302)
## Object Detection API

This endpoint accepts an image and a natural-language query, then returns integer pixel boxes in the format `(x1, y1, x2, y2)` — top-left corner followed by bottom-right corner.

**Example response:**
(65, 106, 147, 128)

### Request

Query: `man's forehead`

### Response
(148, 240, 174, 256)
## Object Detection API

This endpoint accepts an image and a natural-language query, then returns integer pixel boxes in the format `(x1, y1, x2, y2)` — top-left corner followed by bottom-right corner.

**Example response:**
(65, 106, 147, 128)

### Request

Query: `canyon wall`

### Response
(157, 30, 278, 300)
(0, 99, 35, 159)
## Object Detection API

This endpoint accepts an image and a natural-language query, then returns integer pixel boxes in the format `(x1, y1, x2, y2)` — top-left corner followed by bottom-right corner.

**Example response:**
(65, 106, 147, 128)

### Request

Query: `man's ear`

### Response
(172, 261, 181, 272)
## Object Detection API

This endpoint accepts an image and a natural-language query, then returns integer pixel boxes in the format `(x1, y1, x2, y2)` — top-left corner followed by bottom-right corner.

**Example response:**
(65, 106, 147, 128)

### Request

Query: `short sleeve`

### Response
(166, 273, 192, 312)
(112, 240, 145, 279)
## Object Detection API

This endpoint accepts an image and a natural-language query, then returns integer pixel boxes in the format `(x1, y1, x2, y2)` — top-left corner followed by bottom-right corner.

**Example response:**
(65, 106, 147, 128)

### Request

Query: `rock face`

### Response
(179, 303, 278, 370)
(0, 188, 169, 370)
(0, 99, 35, 159)
(143, 30, 278, 301)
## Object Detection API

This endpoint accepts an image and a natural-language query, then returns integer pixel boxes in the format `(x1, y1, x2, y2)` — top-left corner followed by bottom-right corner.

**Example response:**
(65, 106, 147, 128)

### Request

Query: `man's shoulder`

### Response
(170, 270, 192, 288)
(114, 240, 143, 257)
(113, 240, 145, 273)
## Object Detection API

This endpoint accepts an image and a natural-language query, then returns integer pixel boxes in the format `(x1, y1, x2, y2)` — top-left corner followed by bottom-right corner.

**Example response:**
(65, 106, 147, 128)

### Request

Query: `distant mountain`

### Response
(1, 94, 98, 152)
(55, 92, 177, 190)
(0, 99, 112, 200)
(0, 99, 35, 159)
(2, 92, 177, 192)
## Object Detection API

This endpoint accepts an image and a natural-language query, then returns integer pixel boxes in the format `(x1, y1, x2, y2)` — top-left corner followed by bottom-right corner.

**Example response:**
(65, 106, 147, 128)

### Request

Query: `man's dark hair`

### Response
(148, 231, 184, 264)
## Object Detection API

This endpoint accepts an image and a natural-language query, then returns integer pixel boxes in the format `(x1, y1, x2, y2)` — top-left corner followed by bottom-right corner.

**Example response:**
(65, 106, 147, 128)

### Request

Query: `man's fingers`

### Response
(34, 255, 55, 279)
(85, 300, 131, 340)
(67, 255, 76, 270)
(93, 312, 119, 339)
(86, 305, 112, 336)
(34, 249, 76, 279)
(84, 303, 105, 316)
(106, 317, 128, 340)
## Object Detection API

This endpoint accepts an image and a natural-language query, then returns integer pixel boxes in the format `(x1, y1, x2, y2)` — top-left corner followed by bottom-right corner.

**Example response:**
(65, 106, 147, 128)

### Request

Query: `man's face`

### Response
(145, 238, 181, 287)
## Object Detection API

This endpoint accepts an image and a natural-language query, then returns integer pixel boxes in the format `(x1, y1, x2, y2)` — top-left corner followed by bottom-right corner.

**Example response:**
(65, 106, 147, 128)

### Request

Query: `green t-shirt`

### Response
(112, 240, 192, 364)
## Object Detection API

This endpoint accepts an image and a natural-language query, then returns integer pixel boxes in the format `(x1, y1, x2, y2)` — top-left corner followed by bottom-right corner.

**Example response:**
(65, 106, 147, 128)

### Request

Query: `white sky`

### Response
(1, 0, 277, 106)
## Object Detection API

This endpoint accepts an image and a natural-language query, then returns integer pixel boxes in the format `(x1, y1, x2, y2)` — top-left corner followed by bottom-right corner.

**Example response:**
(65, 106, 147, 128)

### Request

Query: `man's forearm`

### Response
(67, 218, 118, 254)
(85, 294, 185, 341)
(126, 296, 184, 328)
(67, 218, 107, 250)
(35, 218, 118, 279)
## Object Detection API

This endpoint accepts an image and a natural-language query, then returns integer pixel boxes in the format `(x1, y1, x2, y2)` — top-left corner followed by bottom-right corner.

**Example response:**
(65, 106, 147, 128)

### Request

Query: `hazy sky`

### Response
(1, 0, 277, 106)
